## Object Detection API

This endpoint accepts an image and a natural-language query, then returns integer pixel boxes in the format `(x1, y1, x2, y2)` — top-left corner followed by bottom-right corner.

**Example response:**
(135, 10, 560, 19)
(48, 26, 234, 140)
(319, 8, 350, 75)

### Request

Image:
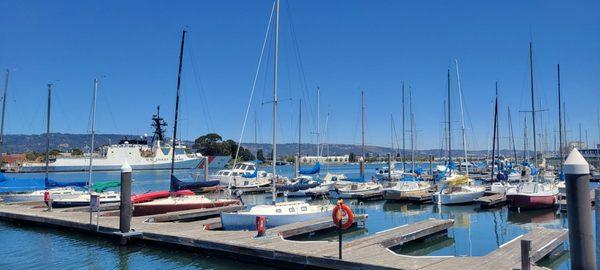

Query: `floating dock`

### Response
(476, 193, 507, 208)
(0, 202, 567, 270)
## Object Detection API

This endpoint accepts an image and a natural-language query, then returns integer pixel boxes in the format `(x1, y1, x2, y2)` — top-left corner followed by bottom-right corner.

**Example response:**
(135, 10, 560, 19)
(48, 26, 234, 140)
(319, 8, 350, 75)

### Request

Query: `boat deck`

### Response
(0, 202, 567, 270)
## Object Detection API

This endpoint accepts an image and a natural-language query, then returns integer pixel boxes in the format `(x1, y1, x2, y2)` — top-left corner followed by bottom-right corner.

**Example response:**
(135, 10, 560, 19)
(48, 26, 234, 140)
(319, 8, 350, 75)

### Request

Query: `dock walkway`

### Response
(0, 203, 566, 270)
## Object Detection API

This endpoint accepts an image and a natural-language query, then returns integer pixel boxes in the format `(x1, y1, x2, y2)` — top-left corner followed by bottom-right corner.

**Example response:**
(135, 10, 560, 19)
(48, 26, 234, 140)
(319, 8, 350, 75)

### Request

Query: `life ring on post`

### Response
(332, 200, 354, 230)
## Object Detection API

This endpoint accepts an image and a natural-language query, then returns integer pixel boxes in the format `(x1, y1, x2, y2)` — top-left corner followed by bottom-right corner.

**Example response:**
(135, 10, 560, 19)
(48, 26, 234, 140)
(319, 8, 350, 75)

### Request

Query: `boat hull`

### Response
(433, 190, 485, 205)
(17, 156, 230, 173)
(383, 188, 429, 200)
(507, 194, 557, 210)
(220, 210, 331, 230)
(133, 199, 239, 216)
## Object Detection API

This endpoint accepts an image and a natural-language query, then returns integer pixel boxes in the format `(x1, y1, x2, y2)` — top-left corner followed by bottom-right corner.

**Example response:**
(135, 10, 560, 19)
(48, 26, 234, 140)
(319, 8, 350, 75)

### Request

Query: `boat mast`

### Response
(401, 82, 406, 172)
(45, 84, 52, 186)
(360, 90, 365, 180)
(529, 42, 538, 167)
(88, 79, 98, 191)
(410, 89, 415, 172)
(523, 115, 528, 162)
(490, 83, 498, 182)
(298, 100, 301, 159)
(508, 107, 517, 163)
(447, 69, 451, 167)
(557, 64, 563, 170)
(316, 87, 320, 158)
(271, 0, 279, 204)
(0, 69, 9, 157)
(455, 60, 468, 175)
(170, 29, 186, 191)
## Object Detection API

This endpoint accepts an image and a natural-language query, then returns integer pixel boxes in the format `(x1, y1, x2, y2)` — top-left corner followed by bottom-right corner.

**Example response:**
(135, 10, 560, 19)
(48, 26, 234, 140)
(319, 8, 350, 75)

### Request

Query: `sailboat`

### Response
(221, 0, 332, 230)
(329, 91, 383, 199)
(0, 82, 88, 202)
(433, 68, 485, 205)
(384, 88, 430, 200)
(132, 30, 239, 216)
(52, 79, 121, 208)
(506, 44, 558, 210)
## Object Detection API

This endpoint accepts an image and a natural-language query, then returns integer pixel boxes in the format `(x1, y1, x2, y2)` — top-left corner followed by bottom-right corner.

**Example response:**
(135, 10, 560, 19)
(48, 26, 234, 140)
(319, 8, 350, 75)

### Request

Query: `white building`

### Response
(300, 155, 349, 164)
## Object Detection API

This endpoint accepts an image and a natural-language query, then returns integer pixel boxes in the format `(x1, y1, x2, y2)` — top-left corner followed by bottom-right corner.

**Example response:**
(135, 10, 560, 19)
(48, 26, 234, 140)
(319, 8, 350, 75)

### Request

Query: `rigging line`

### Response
(187, 39, 214, 133)
(232, 1, 275, 168)
(285, 1, 314, 126)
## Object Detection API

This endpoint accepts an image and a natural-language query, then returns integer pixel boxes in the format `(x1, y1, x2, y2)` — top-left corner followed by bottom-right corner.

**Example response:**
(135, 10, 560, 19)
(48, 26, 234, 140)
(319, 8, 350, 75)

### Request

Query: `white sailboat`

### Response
(221, 0, 332, 230)
(433, 67, 485, 205)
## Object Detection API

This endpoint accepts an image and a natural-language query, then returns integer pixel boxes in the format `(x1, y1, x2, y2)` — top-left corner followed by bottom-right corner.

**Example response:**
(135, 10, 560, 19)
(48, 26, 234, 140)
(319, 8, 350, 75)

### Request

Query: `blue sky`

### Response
(0, 0, 598, 151)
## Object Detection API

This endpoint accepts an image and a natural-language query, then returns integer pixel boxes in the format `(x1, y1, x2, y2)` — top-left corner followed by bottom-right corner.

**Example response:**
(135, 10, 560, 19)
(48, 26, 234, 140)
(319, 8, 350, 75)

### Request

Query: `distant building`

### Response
(300, 155, 349, 164)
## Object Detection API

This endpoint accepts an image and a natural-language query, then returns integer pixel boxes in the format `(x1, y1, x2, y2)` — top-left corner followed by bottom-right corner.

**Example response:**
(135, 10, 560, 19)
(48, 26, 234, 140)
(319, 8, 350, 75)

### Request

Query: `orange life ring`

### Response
(332, 202, 354, 230)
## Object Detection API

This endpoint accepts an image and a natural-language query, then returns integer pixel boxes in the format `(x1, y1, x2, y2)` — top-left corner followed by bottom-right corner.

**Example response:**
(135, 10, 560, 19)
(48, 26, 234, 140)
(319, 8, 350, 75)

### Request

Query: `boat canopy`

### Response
(299, 162, 320, 175)
(91, 181, 121, 193)
(170, 175, 219, 191)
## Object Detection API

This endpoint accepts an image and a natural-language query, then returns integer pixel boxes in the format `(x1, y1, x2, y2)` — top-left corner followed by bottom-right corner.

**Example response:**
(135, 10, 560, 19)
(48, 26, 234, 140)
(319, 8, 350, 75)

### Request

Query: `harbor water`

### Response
(0, 163, 583, 269)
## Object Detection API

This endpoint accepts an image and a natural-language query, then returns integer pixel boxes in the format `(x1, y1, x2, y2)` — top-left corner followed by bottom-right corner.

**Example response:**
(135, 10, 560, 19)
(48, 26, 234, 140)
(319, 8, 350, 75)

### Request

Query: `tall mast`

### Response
(455, 60, 468, 175)
(170, 29, 186, 190)
(410, 89, 415, 172)
(557, 64, 563, 169)
(508, 107, 517, 162)
(360, 90, 365, 180)
(316, 87, 320, 157)
(390, 114, 394, 154)
(529, 42, 538, 166)
(88, 79, 98, 191)
(298, 100, 301, 158)
(0, 69, 9, 156)
(401, 82, 406, 172)
(490, 83, 498, 182)
(45, 84, 52, 185)
(447, 69, 451, 165)
(271, 0, 279, 204)
(523, 115, 528, 162)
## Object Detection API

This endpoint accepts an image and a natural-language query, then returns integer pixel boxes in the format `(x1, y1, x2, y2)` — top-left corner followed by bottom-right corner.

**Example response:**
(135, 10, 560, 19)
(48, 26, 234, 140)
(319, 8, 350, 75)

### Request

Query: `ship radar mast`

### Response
(151, 105, 168, 146)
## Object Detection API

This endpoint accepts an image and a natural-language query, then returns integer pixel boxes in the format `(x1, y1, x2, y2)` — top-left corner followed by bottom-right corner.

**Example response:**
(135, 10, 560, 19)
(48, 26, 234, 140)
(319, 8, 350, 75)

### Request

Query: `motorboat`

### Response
(210, 162, 273, 190)
(279, 175, 320, 197)
(220, 201, 332, 230)
(329, 182, 383, 199)
(506, 181, 558, 210)
(383, 180, 431, 201)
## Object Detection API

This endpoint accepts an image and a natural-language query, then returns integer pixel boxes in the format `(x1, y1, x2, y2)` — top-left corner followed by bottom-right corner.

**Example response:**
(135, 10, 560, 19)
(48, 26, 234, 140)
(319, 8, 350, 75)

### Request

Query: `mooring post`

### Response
(596, 188, 600, 269)
(521, 239, 531, 270)
(338, 218, 343, 260)
(564, 148, 596, 270)
(387, 153, 392, 180)
(119, 162, 132, 233)
(204, 157, 209, 181)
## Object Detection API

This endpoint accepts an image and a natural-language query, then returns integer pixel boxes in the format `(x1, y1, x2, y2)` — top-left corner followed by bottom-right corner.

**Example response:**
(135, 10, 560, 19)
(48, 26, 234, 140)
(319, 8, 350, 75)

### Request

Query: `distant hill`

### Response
(0, 133, 533, 158)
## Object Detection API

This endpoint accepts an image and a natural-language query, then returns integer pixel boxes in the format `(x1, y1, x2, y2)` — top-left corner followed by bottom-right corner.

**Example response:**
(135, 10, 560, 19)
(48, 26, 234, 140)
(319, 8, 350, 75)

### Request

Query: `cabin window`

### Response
(231, 172, 239, 176)
(247, 165, 255, 171)
(301, 206, 307, 211)
(223, 172, 230, 176)
(289, 208, 295, 213)
(276, 209, 282, 213)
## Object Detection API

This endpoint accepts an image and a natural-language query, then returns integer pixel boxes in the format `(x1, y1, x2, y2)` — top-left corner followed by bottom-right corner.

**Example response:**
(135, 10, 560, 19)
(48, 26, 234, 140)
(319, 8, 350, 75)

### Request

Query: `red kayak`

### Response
(131, 190, 195, 204)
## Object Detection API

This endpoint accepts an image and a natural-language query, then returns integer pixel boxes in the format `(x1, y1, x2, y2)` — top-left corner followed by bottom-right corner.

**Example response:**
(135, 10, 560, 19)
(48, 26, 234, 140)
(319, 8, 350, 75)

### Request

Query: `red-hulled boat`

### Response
(131, 190, 194, 204)
(133, 195, 240, 216)
(506, 182, 558, 210)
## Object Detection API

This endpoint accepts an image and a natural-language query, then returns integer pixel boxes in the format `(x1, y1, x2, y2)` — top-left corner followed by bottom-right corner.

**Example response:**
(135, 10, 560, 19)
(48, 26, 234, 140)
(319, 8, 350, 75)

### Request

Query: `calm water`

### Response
(0, 163, 585, 269)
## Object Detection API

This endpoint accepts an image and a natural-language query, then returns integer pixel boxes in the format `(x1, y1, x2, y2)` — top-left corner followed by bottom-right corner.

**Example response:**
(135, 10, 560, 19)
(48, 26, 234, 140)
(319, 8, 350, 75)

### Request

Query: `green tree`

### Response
(349, 152, 356, 162)
(71, 148, 84, 156)
(49, 149, 61, 156)
(256, 149, 266, 162)
(194, 133, 223, 156)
